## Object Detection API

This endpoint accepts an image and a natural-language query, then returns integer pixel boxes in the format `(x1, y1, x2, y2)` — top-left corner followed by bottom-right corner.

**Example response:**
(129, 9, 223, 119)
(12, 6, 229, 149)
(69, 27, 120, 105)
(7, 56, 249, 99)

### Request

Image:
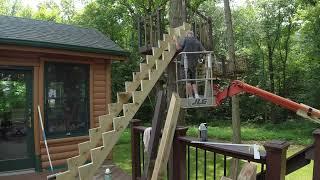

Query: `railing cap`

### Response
(313, 129, 320, 137)
(175, 126, 188, 135)
(264, 140, 290, 151)
(131, 119, 142, 125)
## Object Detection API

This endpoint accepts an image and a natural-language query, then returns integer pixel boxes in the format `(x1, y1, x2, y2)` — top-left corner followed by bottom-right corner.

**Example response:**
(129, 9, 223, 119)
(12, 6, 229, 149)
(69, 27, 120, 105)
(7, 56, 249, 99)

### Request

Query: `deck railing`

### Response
(137, 8, 164, 54)
(137, 7, 214, 54)
(130, 119, 320, 180)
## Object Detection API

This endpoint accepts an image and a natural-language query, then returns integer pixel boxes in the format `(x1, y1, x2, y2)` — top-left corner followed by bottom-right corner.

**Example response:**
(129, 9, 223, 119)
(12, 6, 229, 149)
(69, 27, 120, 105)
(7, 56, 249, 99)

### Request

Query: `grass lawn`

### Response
(112, 119, 318, 179)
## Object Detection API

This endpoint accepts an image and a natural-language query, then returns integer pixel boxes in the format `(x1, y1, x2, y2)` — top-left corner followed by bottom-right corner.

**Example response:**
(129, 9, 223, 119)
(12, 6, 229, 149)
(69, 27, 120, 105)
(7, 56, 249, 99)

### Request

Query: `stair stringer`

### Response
(54, 23, 190, 180)
(54, 39, 171, 180)
(77, 49, 177, 180)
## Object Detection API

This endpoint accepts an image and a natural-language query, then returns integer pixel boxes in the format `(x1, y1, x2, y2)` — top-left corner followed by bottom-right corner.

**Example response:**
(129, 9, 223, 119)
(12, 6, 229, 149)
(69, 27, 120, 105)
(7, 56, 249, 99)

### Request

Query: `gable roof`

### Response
(0, 15, 129, 57)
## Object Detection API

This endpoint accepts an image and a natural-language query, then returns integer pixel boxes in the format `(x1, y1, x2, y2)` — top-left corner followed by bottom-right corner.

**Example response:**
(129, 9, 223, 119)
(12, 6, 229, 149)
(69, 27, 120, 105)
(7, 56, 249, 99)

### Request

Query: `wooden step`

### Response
(178, 29, 187, 37)
(98, 114, 114, 130)
(55, 170, 72, 180)
(117, 92, 131, 103)
(168, 42, 176, 53)
(108, 103, 123, 115)
(113, 116, 127, 131)
(124, 81, 133, 92)
(155, 59, 165, 70)
(78, 131, 119, 180)
(162, 51, 171, 61)
(140, 63, 150, 73)
(91, 132, 114, 164)
(158, 40, 168, 49)
(133, 71, 148, 81)
(132, 91, 144, 103)
(168, 27, 175, 36)
(123, 103, 138, 117)
(141, 79, 152, 92)
(163, 34, 173, 43)
(78, 141, 91, 155)
(152, 47, 163, 58)
(146, 55, 156, 65)
(183, 22, 192, 30)
(66, 154, 87, 175)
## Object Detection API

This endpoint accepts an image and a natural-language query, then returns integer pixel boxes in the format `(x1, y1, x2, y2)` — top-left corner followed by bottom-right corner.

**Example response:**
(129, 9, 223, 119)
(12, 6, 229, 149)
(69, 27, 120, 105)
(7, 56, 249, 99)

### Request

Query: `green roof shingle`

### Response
(0, 15, 128, 56)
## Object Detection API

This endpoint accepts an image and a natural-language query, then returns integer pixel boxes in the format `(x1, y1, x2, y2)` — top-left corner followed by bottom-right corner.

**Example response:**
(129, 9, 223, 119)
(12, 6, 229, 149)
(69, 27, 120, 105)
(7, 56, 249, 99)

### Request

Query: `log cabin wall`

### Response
(0, 48, 113, 171)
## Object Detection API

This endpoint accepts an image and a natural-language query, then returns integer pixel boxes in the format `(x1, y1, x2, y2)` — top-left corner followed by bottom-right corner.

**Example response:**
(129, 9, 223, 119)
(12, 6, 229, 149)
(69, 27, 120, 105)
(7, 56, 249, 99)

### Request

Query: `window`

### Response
(44, 62, 89, 138)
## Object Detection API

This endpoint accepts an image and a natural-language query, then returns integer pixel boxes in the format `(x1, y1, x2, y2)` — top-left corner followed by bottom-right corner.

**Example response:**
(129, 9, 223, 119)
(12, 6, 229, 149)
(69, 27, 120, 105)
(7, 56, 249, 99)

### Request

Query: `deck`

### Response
(0, 161, 130, 180)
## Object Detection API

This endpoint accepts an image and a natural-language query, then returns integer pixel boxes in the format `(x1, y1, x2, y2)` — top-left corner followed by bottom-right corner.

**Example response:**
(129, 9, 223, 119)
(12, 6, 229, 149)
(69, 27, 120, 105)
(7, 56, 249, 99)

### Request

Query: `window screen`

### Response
(44, 62, 89, 138)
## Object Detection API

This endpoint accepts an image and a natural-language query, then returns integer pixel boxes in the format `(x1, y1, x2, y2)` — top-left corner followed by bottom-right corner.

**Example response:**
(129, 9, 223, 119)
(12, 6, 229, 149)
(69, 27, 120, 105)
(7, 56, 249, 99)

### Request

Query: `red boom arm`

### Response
(214, 80, 320, 123)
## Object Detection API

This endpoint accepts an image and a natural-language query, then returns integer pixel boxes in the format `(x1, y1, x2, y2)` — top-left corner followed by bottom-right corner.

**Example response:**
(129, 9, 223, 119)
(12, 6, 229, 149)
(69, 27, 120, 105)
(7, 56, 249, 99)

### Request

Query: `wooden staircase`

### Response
(54, 23, 191, 180)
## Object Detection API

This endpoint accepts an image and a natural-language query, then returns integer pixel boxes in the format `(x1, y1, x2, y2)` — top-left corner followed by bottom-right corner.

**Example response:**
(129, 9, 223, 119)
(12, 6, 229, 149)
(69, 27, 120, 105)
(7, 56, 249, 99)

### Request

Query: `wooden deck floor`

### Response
(0, 161, 131, 180)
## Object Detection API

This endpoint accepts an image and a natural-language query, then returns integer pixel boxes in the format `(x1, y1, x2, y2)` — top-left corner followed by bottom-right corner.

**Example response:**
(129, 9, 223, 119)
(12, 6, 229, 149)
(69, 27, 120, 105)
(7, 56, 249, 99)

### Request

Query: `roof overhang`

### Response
(0, 38, 129, 61)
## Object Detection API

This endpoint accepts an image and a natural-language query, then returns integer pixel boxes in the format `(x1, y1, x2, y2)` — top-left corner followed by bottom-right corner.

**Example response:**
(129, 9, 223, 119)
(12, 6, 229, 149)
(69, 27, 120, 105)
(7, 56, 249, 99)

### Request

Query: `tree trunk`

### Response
(223, 0, 241, 179)
(168, 0, 186, 126)
(267, 43, 276, 122)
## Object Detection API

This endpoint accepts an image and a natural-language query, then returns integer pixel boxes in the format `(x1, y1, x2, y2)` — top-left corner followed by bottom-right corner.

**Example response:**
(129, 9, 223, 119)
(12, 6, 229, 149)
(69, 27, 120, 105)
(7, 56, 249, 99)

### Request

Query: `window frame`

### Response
(44, 61, 90, 139)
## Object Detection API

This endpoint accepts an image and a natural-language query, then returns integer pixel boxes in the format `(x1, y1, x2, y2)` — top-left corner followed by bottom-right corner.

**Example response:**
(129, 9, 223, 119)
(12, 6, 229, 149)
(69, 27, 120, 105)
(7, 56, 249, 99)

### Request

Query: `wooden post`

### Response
(171, 126, 188, 180)
(144, 17, 148, 46)
(151, 93, 181, 180)
(238, 162, 257, 180)
(264, 140, 290, 180)
(142, 91, 167, 180)
(223, 0, 241, 178)
(207, 17, 214, 52)
(138, 16, 142, 47)
(156, 9, 161, 41)
(182, 0, 187, 22)
(131, 119, 142, 180)
(149, 15, 153, 46)
(313, 129, 320, 180)
(168, 0, 187, 126)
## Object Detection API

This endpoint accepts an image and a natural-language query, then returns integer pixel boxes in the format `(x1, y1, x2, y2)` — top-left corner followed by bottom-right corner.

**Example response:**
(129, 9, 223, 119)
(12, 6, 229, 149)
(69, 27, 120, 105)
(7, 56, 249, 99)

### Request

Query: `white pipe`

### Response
(179, 51, 214, 54)
(38, 105, 53, 172)
(208, 54, 212, 68)
(191, 141, 262, 159)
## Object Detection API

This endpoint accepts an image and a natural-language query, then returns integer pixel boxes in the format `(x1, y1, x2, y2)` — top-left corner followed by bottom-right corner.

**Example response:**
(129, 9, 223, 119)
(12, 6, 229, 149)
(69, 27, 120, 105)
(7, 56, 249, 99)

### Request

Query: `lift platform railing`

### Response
(175, 51, 217, 108)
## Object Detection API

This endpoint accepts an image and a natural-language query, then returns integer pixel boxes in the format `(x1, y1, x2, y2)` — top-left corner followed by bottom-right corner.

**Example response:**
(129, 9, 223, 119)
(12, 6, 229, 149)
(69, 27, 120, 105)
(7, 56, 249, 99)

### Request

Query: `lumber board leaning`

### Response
(142, 90, 167, 180)
(238, 162, 257, 180)
(151, 93, 181, 180)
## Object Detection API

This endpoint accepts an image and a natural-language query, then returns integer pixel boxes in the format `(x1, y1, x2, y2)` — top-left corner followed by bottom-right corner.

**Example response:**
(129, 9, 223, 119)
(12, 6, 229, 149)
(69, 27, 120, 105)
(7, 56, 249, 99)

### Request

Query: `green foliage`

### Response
(113, 124, 314, 179)
(1, 0, 319, 124)
(0, 80, 26, 113)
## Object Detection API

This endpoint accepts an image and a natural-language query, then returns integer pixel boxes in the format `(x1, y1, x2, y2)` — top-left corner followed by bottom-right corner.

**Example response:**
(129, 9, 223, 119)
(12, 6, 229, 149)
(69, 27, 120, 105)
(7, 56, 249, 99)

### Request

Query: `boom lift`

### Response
(213, 80, 320, 123)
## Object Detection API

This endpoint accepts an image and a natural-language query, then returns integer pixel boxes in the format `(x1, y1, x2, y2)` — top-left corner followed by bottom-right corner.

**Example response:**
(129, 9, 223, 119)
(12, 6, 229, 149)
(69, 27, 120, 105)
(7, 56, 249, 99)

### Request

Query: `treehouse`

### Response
(0, 15, 128, 172)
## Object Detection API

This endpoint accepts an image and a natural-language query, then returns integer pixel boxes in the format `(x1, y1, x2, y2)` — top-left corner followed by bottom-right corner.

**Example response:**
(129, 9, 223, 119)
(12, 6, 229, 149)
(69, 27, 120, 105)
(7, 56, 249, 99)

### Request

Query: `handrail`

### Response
(178, 136, 266, 163)
(132, 126, 265, 163)
(131, 122, 320, 180)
